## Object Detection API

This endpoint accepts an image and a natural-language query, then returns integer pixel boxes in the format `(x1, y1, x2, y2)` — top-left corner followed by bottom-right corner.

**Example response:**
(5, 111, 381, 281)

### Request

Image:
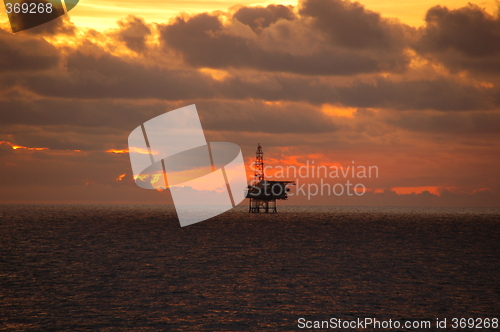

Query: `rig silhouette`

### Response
(246, 144, 295, 213)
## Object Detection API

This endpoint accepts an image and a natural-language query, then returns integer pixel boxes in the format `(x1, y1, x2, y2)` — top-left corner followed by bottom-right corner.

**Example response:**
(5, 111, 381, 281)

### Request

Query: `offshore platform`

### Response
(246, 144, 295, 213)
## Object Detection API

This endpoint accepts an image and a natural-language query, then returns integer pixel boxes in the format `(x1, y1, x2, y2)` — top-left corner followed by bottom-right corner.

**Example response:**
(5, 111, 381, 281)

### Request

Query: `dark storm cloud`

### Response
(158, 0, 412, 76)
(4, 46, 498, 111)
(0, 143, 15, 157)
(1, 3, 498, 112)
(299, 0, 409, 50)
(0, 122, 128, 151)
(116, 16, 151, 53)
(0, 146, 172, 203)
(233, 4, 295, 31)
(0, 28, 60, 72)
(0, 98, 337, 152)
(0, 97, 171, 130)
(385, 111, 500, 135)
(158, 13, 379, 76)
(2, 41, 331, 101)
(195, 100, 338, 133)
(221, 75, 498, 111)
(0, 149, 139, 191)
(415, 4, 500, 74)
(335, 78, 499, 111)
(9, 49, 216, 99)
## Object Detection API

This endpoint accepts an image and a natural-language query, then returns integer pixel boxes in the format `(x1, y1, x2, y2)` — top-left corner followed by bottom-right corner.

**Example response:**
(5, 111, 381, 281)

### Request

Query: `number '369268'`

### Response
(5, 2, 53, 14)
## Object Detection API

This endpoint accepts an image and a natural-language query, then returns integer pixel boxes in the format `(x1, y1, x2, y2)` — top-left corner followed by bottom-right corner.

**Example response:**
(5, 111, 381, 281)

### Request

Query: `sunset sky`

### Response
(0, 0, 499, 206)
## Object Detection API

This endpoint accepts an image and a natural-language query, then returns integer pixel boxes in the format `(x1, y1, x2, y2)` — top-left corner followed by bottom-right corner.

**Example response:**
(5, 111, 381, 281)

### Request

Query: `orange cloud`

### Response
(321, 104, 357, 118)
(391, 186, 440, 195)
(108, 148, 159, 155)
(0, 141, 48, 151)
(106, 149, 129, 154)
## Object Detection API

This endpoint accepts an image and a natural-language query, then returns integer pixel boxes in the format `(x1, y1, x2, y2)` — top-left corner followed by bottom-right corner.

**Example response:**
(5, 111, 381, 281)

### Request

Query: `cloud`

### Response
(0, 28, 60, 72)
(385, 110, 500, 134)
(233, 4, 295, 31)
(2, 4, 495, 113)
(0, 96, 171, 130)
(6, 47, 216, 99)
(116, 15, 151, 53)
(196, 100, 338, 133)
(0, 142, 16, 157)
(0, 97, 338, 155)
(4, 57, 498, 112)
(299, 0, 410, 50)
(158, 0, 413, 76)
(335, 78, 498, 111)
(0, 1, 499, 206)
(415, 3, 500, 75)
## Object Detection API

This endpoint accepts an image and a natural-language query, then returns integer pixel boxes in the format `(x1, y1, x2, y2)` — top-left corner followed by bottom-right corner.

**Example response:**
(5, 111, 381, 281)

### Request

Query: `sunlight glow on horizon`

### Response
(0, 141, 48, 151)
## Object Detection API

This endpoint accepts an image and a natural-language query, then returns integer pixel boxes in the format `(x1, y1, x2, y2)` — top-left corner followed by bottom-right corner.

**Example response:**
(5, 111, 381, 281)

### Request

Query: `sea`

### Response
(0, 204, 499, 331)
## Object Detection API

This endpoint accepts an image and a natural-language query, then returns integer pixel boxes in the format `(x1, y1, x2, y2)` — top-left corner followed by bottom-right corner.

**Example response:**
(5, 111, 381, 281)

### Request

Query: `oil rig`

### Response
(246, 144, 295, 213)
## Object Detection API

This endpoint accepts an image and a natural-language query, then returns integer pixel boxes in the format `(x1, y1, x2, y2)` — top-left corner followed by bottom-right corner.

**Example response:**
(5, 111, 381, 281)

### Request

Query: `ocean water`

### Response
(0, 204, 499, 331)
